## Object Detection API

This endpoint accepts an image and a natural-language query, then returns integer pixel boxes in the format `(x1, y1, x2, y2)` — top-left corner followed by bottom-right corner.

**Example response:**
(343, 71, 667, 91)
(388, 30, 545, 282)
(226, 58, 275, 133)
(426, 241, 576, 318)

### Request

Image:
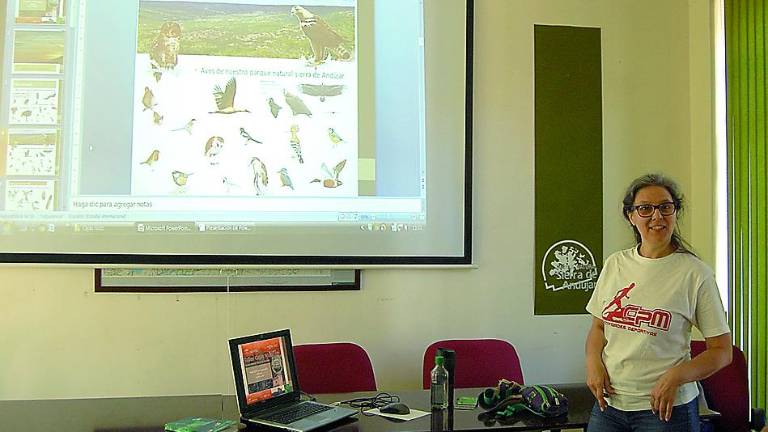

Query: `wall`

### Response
(0, 0, 717, 400)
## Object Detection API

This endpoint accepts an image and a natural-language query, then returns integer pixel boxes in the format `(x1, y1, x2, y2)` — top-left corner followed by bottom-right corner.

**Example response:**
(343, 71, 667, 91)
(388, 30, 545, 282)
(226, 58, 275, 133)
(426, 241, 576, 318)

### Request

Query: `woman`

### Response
(585, 174, 732, 431)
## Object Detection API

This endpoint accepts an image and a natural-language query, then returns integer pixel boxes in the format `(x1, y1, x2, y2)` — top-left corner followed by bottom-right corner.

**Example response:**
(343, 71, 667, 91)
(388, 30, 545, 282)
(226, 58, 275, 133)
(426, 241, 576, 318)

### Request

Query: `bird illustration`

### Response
(20, 110, 32, 120)
(300, 83, 344, 102)
(204, 136, 224, 163)
(268, 97, 282, 118)
(283, 90, 312, 117)
(328, 127, 343, 145)
(289, 124, 304, 164)
(210, 77, 250, 114)
(278, 168, 294, 190)
(249, 157, 269, 195)
(171, 118, 196, 134)
(172, 170, 193, 186)
(140, 149, 160, 166)
(290, 6, 352, 65)
(142, 87, 156, 111)
(222, 176, 237, 191)
(311, 159, 346, 188)
(240, 127, 262, 144)
(152, 111, 164, 125)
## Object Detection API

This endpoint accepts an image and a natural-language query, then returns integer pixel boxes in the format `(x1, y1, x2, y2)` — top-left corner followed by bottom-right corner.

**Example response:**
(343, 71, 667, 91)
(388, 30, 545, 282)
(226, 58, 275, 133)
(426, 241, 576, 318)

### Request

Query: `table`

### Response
(323, 384, 595, 432)
(0, 384, 717, 432)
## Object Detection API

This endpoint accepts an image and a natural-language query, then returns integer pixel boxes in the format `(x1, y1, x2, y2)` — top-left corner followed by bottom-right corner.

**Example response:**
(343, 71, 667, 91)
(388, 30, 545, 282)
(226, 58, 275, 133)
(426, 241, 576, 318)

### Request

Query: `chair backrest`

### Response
(422, 339, 524, 389)
(293, 342, 377, 394)
(691, 341, 750, 432)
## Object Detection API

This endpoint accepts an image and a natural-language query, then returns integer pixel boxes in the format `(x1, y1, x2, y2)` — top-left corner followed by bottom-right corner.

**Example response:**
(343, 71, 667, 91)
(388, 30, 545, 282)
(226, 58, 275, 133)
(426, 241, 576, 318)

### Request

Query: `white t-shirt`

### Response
(585, 246, 730, 411)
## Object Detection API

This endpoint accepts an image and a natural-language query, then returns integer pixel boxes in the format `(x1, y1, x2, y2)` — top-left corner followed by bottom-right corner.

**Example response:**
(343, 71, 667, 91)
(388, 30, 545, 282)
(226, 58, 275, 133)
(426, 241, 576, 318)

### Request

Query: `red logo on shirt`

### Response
(602, 283, 672, 331)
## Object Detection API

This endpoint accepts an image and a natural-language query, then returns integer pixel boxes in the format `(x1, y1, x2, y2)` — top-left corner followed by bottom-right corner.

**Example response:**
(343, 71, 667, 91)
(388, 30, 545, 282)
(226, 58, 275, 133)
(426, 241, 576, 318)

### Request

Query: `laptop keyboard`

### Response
(264, 402, 334, 424)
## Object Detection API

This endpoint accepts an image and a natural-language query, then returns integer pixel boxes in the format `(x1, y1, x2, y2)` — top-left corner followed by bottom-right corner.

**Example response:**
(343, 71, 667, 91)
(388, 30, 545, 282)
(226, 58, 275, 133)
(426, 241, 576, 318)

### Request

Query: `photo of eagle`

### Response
(291, 5, 352, 65)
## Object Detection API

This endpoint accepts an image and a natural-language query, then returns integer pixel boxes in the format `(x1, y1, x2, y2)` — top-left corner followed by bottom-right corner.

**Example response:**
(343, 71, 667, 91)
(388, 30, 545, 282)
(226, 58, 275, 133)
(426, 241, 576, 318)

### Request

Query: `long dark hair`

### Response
(621, 173, 695, 255)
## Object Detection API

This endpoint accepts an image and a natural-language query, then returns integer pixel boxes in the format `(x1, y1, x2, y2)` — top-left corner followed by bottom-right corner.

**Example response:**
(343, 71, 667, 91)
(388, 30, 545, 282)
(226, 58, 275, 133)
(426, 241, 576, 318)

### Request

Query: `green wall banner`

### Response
(725, 0, 768, 410)
(534, 25, 603, 315)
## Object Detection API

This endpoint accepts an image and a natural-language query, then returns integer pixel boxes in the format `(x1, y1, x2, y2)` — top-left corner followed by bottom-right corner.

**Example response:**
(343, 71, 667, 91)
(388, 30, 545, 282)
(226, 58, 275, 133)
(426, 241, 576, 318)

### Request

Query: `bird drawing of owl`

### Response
(290, 6, 352, 65)
(204, 136, 224, 164)
(150, 21, 182, 70)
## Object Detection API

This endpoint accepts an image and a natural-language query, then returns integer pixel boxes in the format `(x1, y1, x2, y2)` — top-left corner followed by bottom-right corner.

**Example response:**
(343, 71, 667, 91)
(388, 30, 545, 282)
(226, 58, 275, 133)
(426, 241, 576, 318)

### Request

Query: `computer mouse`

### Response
(380, 402, 410, 415)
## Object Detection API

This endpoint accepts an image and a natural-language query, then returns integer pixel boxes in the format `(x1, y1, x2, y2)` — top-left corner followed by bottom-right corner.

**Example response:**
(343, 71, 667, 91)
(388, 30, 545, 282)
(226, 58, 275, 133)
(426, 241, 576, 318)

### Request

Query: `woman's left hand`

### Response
(650, 368, 681, 422)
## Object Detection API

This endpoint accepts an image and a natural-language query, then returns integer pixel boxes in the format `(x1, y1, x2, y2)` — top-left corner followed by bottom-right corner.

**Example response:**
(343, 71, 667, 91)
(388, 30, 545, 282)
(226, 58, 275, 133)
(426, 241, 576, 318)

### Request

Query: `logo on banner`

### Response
(541, 240, 598, 292)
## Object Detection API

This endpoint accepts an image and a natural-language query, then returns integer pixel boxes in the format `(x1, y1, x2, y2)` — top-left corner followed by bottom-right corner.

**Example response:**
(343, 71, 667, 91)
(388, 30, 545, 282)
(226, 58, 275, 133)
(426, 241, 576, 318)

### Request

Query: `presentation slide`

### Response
(0, 0, 470, 263)
(239, 336, 291, 404)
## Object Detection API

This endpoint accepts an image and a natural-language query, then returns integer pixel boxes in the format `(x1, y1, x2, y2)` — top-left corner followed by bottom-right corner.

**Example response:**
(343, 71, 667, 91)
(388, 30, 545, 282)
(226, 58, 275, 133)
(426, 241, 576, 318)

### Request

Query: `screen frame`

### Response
(0, 0, 474, 267)
(229, 329, 301, 416)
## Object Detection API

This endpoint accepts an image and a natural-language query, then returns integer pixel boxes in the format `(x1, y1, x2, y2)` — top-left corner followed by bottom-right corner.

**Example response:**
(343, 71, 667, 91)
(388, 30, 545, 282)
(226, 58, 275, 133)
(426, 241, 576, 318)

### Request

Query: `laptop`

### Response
(228, 329, 357, 432)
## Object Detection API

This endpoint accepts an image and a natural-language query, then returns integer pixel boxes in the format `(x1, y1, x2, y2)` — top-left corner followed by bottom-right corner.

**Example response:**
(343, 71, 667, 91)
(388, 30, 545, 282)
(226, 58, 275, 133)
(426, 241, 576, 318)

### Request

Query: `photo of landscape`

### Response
(136, 2, 355, 60)
(13, 30, 66, 73)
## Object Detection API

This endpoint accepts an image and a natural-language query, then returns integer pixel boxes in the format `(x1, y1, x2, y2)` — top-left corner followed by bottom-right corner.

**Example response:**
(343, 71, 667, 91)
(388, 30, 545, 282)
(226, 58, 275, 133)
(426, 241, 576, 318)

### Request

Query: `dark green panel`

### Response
(534, 25, 603, 315)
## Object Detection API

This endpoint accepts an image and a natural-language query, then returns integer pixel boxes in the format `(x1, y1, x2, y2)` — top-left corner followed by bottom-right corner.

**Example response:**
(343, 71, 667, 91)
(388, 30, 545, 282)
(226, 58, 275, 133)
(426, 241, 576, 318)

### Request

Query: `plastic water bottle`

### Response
(430, 355, 449, 409)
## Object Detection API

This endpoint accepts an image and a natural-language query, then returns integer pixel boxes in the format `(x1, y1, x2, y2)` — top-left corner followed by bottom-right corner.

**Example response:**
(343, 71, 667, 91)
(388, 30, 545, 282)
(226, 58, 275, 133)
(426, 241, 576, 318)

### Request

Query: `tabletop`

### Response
(0, 384, 716, 432)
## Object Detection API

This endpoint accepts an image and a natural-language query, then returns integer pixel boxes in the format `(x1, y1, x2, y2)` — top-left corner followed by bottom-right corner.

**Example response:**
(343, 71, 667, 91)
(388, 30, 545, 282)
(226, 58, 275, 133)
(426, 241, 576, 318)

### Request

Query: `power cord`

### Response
(335, 392, 401, 415)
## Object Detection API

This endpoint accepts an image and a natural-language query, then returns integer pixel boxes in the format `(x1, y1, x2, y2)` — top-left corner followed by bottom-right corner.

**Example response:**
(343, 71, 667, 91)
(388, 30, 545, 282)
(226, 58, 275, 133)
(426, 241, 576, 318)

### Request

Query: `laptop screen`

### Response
(230, 330, 299, 410)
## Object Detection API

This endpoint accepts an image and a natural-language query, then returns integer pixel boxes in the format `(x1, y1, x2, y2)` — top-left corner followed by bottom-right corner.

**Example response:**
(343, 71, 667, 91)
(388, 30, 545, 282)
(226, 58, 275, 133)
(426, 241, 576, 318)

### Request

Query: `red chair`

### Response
(692, 341, 766, 432)
(293, 342, 377, 394)
(422, 339, 524, 389)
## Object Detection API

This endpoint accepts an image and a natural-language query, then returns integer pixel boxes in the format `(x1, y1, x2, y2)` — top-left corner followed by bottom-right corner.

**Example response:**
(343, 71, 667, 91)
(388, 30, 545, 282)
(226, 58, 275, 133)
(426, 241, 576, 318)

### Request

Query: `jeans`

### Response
(587, 398, 700, 432)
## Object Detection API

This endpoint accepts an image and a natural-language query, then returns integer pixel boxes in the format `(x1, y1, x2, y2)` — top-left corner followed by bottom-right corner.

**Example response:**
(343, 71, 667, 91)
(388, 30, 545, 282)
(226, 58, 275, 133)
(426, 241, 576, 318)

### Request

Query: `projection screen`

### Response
(0, 0, 472, 265)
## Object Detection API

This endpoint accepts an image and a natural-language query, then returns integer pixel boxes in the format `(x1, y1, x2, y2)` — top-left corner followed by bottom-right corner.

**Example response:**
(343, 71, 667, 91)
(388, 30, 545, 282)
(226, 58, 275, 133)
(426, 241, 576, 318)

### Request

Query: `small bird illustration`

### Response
(140, 149, 160, 166)
(240, 127, 262, 144)
(249, 157, 269, 195)
(150, 61, 163, 82)
(151, 64, 163, 82)
(172, 170, 193, 186)
(152, 111, 164, 125)
(171, 118, 196, 134)
(222, 176, 237, 191)
(21, 110, 32, 120)
(283, 90, 312, 117)
(142, 87, 156, 111)
(204, 136, 224, 163)
(210, 77, 250, 114)
(328, 127, 343, 145)
(278, 168, 294, 190)
(289, 124, 304, 164)
(311, 159, 346, 188)
(268, 97, 282, 118)
(301, 83, 344, 102)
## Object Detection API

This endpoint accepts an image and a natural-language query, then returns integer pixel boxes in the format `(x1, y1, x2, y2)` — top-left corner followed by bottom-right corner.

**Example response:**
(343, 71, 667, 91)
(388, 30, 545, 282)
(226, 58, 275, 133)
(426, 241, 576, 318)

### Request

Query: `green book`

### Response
(164, 417, 237, 432)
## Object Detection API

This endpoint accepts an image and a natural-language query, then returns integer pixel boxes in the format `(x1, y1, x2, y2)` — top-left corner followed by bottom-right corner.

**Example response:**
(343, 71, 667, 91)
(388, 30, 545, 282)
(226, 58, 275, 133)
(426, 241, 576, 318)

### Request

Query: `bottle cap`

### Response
(435, 355, 444, 366)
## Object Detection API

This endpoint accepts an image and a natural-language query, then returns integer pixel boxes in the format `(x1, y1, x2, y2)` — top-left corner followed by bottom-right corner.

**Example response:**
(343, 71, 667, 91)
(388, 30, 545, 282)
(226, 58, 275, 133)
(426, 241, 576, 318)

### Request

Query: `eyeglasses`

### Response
(628, 202, 678, 218)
